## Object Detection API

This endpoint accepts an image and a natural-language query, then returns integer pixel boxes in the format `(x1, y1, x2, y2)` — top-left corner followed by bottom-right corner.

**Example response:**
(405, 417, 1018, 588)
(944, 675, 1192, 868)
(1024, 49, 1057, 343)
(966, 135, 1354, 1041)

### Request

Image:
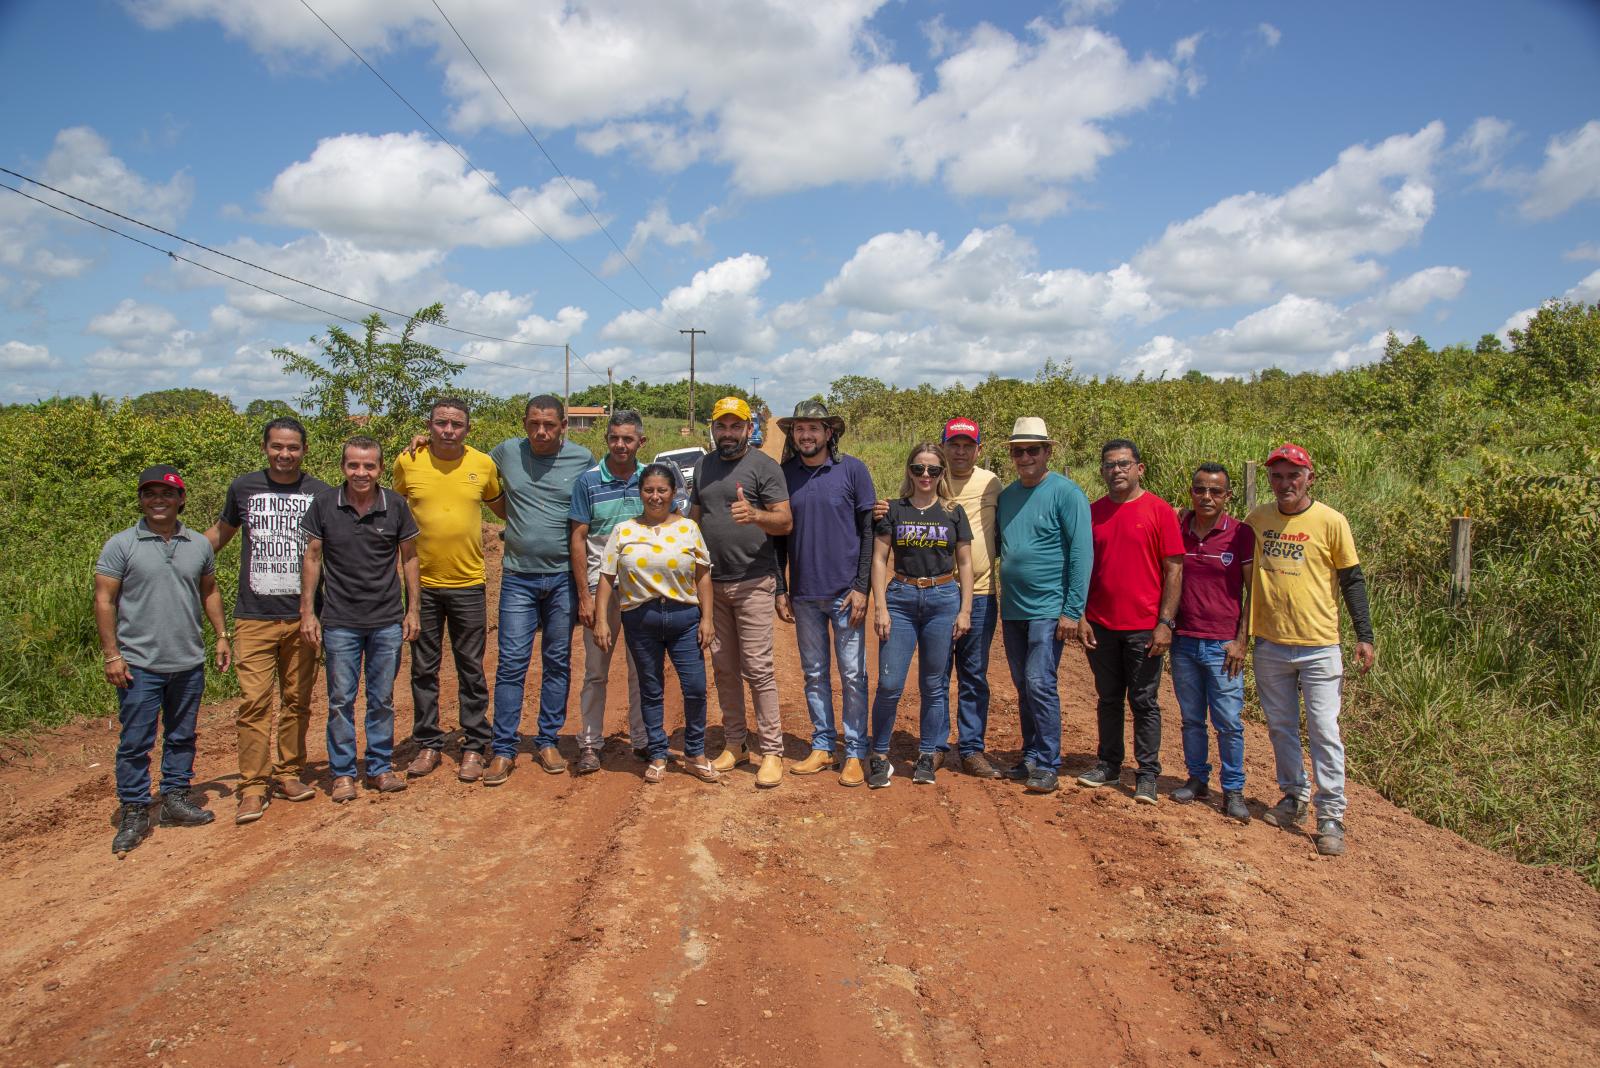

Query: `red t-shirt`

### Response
(1176, 512, 1255, 640)
(1086, 491, 1185, 630)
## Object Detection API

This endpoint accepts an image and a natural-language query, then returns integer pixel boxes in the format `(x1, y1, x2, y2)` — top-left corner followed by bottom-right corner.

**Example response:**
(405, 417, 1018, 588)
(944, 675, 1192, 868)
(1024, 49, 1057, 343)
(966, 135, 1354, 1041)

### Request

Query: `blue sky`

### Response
(3, 0, 1599, 412)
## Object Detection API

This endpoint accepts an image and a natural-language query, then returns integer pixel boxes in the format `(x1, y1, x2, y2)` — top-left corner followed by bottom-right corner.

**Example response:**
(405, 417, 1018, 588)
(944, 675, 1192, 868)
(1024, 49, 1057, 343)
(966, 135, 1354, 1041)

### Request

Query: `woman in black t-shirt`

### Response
(866, 442, 974, 788)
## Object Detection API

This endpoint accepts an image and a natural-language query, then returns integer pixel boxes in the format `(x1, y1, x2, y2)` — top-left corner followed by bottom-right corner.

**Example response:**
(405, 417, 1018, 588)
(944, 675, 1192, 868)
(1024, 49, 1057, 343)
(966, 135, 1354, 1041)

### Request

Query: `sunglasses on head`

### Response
(1009, 445, 1044, 458)
(909, 463, 943, 477)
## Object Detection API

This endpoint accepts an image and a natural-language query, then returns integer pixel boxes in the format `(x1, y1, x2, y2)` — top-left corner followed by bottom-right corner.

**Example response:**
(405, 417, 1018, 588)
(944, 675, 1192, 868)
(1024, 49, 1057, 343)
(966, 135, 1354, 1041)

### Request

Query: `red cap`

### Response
(942, 417, 980, 444)
(1265, 442, 1313, 472)
(137, 464, 187, 491)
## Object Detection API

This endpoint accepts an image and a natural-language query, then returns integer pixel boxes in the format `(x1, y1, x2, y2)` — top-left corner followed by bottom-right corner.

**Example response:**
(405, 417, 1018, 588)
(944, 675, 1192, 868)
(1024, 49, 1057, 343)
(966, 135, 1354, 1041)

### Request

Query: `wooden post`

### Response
(607, 367, 614, 415)
(563, 343, 570, 414)
(1244, 460, 1258, 511)
(1449, 516, 1472, 606)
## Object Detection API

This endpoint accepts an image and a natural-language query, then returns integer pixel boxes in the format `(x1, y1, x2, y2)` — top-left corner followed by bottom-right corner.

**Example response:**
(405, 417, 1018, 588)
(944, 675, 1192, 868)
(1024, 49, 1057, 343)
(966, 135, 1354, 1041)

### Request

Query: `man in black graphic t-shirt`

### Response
(206, 417, 330, 824)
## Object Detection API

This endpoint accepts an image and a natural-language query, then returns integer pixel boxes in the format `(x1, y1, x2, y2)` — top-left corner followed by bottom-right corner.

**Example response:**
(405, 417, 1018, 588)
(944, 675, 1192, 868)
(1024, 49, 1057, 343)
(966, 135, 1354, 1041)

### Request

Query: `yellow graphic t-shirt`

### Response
(1246, 500, 1359, 647)
(392, 446, 503, 588)
(601, 517, 711, 611)
(949, 467, 1001, 597)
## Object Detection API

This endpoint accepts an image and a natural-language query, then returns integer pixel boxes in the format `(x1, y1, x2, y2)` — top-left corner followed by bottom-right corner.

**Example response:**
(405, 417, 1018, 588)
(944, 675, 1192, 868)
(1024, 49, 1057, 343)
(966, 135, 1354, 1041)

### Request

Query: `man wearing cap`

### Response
(300, 437, 421, 802)
(773, 400, 876, 786)
(940, 417, 1005, 778)
(96, 465, 232, 855)
(1247, 442, 1376, 857)
(207, 418, 330, 825)
(692, 396, 793, 788)
(994, 418, 1093, 794)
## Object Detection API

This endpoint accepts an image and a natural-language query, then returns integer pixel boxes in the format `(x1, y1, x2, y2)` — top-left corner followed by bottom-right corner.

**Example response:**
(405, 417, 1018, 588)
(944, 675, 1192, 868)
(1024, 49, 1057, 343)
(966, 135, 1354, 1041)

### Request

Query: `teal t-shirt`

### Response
(490, 437, 595, 575)
(995, 472, 1093, 622)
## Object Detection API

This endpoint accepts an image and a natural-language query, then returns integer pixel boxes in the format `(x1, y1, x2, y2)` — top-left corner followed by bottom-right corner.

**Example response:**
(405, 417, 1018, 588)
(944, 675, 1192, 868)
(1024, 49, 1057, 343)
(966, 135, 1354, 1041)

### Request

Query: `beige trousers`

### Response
(709, 575, 783, 755)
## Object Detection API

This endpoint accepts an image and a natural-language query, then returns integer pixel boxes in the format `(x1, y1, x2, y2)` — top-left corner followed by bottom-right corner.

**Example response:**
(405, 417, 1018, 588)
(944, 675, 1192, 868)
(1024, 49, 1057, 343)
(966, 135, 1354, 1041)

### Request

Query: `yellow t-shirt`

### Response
(392, 446, 503, 588)
(949, 467, 1001, 596)
(1246, 500, 1359, 647)
(601, 517, 711, 611)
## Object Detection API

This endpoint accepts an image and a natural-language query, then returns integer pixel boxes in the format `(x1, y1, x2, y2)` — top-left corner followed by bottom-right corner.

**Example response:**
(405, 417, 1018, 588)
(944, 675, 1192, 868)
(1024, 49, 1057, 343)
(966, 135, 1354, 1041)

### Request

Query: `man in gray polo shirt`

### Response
(95, 465, 232, 856)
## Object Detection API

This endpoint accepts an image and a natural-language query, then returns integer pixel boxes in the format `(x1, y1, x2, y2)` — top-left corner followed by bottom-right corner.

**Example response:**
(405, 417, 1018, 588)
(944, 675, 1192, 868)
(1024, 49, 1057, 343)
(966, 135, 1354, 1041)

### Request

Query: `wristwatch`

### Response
(1158, 617, 1176, 630)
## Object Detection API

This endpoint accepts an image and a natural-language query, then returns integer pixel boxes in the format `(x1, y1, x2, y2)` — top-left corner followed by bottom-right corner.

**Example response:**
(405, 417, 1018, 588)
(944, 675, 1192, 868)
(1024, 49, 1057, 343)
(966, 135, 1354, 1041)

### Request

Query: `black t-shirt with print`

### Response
(875, 498, 972, 579)
(220, 469, 331, 620)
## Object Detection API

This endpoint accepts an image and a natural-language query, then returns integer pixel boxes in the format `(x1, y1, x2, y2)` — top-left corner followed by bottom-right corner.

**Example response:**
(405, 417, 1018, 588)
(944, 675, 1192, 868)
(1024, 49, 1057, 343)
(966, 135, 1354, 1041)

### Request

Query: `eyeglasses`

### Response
(909, 464, 944, 477)
(1009, 445, 1044, 458)
(1190, 486, 1229, 497)
(1101, 459, 1137, 471)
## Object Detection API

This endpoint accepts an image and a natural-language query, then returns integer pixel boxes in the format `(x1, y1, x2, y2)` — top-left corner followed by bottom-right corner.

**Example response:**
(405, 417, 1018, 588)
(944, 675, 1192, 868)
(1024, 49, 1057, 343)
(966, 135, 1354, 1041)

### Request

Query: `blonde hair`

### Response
(898, 441, 955, 505)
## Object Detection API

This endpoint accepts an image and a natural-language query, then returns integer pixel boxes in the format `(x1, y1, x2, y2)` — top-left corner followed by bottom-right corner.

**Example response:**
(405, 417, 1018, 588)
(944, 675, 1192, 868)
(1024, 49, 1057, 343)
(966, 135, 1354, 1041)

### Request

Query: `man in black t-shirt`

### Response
(206, 417, 330, 825)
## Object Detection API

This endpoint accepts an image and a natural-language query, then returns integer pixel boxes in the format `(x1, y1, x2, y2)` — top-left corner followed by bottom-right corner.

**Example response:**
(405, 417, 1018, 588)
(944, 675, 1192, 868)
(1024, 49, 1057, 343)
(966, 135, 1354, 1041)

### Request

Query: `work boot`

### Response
(755, 753, 784, 788)
(235, 793, 269, 825)
(1263, 795, 1309, 829)
(483, 756, 515, 786)
(1223, 790, 1250, 823)
(791, 749, 834, 775)
(711, 746, 754, 772)
(158, 790, 215, 827)
(112, 803, 150, 855)
(537, 746, 568, 774)
(1076, 763, 1120, 789)
(574, 748, 602, 775)
(838, 757, 865, 787)
(1172, 777, 1210, 803)
(962, 752, 1003, 780)
(406, 748, 441, 778)
(1315, 818, 1347, 856)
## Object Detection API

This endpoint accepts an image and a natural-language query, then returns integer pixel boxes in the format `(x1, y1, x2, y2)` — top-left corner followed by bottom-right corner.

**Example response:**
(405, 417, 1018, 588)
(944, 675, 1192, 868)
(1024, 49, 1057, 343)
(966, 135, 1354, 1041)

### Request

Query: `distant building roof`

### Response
(568, 405, 607, 416)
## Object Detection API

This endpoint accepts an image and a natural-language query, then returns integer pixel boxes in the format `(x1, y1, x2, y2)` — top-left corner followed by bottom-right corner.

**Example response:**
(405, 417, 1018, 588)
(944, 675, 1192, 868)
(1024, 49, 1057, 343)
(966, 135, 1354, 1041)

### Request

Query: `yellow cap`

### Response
(710, 396, 751, 422)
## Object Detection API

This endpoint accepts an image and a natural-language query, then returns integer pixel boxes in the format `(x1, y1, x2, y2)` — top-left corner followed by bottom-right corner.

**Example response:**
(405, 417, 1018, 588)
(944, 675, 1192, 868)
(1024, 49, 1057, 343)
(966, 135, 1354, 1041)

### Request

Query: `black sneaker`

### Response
(1314, 818, 1346, 856)
(867, 756, 894, 789)
(1172, 777, 1209, 803)
(1024, 767, 1060, 794)
(1134, 775, 1158, 805)
(1223, 790, 1250, 823)
(111, 803, 150, 855)
(1076, 763, 1120, 788)
(1002, 759, 1035, 782)
(1263, 794, 1309, 829)
(912, 753, 937, 785)
(158, 789, 216, 827)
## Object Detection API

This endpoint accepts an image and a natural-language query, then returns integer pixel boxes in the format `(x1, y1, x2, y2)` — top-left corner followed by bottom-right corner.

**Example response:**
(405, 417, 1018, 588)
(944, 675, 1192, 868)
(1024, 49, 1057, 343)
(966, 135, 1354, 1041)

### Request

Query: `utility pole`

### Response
(607, 367, 615, 415)
(680, 327, 705, 433)
(563, 343, 571, 413)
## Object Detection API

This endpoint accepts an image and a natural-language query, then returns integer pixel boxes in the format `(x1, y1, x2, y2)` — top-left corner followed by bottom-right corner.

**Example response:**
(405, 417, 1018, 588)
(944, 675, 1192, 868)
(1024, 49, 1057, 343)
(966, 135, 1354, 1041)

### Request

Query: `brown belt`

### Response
(893, 571, 957, 588)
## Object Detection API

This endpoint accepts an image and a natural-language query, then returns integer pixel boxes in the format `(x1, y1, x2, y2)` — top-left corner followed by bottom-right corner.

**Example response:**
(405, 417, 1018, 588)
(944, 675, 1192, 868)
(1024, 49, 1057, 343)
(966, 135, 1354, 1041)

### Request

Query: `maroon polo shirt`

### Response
(1175, 512, 1255, 640)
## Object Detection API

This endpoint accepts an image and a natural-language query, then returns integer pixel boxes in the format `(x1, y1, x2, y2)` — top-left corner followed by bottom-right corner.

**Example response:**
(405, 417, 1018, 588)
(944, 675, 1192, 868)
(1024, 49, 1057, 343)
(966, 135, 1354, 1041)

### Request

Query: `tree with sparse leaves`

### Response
(274, 303, 463, 425)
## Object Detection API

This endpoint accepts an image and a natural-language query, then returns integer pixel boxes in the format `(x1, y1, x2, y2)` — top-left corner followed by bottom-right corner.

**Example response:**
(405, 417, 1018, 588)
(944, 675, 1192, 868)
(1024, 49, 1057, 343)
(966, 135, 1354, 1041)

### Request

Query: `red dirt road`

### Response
(1, 532, 1596, 1066)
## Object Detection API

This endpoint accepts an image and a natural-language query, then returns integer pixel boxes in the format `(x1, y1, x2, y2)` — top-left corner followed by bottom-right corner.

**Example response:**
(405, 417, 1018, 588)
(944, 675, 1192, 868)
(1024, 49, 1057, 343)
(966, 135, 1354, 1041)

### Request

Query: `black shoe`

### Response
(1134, 775, 1158, 805)
(158, 790, 216, 827)
(632, 747, 650, 762)
(1315, 818, 1347, 856)
(1024, 768, 1060, 793)
(867, 756, 894, 789)
(1076, 763, 1120, 788)
(1263, 794, 1309, 829)
(1002, 759, 1036, 782)
(1172, 777, 1209, 803)
(112, 804, 150, 855)
(912, 753, 937, 785)
(1223, 790, 1250, 822)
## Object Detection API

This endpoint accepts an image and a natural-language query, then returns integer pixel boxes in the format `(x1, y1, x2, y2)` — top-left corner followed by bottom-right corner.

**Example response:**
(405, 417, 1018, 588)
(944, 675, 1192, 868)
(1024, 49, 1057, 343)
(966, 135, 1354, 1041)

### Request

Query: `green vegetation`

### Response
(1, 300, 1595, 885)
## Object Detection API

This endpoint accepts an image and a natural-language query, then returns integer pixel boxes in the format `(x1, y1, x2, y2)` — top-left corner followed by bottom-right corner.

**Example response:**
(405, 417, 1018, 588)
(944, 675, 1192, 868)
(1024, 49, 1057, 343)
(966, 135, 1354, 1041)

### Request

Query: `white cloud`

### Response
(86, 330, 204, 371)
(87, 298, 180, 341)
(1135, 123, 1445, 305)
(1520, 120, 1600, 219)
(0, 340, 59, 370)
(1257, 22, 1282, 48)
(1455, 116, 1514, 176)
(263, 132, 600, 249)
(600, 253, 778, 359)
(1359, 265, 1469, 321)
(1123, 334, 1191, 378)
(601, 204, 704, 276)
(1564, 242, 1600, 262)
(30, 249, 92, 278)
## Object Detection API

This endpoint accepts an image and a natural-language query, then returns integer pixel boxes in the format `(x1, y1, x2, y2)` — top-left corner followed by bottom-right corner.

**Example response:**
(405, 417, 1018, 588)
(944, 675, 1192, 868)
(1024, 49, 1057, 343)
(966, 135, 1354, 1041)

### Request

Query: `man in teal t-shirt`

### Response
(994, 417, 1092, 794)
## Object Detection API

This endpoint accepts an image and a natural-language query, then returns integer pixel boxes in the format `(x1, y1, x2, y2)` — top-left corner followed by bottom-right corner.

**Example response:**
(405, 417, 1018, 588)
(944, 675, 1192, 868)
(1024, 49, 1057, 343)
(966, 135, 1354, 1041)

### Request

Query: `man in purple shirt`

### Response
(1170, 462, 1255, 822)
(773, 400, 878, 786)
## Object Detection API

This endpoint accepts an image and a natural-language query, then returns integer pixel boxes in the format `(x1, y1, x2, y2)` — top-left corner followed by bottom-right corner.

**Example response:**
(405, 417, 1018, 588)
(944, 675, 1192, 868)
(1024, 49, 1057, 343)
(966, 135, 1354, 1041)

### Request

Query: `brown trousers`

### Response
(709, 575, 784, 755)
(234, 618, 318, 797)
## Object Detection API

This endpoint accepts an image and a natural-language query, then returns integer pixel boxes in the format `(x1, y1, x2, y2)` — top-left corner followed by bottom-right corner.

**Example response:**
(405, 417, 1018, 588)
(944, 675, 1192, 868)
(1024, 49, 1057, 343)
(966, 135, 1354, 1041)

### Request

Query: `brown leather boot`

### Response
(536, 745, 568, 774)
(330, 776, 357, 803)
(370, 771, 407, 793)
(406, 748, 441, 778)
(755, 753, 784, 788)
(457, 751, 486, 783)
(838, 757, 865, 787)
(791, 749, 834, 775)
(483, 755, 515, 786)
(235, 793, 268, 825)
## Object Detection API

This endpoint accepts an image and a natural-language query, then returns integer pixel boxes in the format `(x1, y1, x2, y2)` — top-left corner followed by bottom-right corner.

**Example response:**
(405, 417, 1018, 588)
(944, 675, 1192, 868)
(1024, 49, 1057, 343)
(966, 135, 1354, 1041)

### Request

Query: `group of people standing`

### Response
(95, 393, 1375, 862)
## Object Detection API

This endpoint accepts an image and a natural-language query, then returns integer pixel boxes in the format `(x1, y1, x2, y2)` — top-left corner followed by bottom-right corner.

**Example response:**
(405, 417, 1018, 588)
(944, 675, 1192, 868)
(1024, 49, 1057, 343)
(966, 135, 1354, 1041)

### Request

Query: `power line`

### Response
(297, 0, 677, 339)
(429, 0, 667, 307)
(1, 181, 602, 379)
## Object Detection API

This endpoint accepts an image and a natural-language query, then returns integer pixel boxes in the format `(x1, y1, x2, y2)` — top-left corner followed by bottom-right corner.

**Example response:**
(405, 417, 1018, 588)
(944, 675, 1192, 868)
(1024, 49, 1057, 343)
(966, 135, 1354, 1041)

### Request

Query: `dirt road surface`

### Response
(1, 531, 1596, 1067)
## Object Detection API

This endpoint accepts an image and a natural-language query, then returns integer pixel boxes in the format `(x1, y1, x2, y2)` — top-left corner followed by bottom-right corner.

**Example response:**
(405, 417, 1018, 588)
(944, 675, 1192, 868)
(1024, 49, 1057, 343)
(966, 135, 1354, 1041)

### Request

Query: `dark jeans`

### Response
(115, 663, 206, 804)
(951, 593, 998, 755)
(621, 598, 708, 760)
(492, 570, 576, 758)
(410, 585, 490, 754)
(1001, 618, 1066, 772)
(1086, 623, 1163, 778)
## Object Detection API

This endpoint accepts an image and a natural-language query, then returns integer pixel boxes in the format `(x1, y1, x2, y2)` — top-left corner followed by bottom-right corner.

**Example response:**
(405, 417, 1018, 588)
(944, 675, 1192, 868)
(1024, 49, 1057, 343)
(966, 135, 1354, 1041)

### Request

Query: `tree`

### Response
(1181, 369, 1210, 383)
(244, 398, 298, 421)
(1503, 300, 1600, 402)
(827, 375, 888, 410)
(127, 388, 234, 418)
(274, 303, 463, 423)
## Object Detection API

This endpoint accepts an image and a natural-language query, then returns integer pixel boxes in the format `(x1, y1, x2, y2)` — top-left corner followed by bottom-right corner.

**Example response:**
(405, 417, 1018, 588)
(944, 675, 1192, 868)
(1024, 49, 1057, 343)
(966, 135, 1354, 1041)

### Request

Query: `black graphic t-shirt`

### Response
(220, 470, 331, 620)
(875, 498, 972, 580)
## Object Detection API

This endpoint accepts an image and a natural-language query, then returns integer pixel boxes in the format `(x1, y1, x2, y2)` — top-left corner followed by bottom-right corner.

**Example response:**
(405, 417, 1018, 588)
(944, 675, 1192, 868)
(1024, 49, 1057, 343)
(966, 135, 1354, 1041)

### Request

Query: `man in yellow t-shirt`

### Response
(1245, 442, 1376, 858)
(392, 397, 505, 782)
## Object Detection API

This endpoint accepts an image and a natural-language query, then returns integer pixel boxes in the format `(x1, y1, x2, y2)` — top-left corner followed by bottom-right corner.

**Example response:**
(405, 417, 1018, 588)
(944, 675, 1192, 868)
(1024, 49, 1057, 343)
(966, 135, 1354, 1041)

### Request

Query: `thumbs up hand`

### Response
(731, 482, 756, 525)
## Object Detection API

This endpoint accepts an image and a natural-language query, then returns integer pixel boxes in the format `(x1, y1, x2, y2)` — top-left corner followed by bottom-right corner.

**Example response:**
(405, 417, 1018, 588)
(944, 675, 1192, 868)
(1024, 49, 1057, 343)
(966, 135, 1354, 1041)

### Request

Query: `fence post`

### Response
(1244, 460, 1258, 511)
(1449, 516, 1472, 606)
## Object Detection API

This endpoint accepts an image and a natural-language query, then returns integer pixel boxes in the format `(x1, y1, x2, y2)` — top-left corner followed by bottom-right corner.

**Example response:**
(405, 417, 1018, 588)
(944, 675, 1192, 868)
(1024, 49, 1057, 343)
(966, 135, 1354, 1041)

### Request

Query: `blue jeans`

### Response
(869, 581, 959, 754)
(793, 593, 868, 759)
(1002, 618, 1066, 772)
(115, 663, 206, 804)
(323, 624, 404, 780)
(621, 598, 708, 760)
(493, 570, 576, 758)
(1170, 635, 1246, 791)
(951, 593, 998, 755)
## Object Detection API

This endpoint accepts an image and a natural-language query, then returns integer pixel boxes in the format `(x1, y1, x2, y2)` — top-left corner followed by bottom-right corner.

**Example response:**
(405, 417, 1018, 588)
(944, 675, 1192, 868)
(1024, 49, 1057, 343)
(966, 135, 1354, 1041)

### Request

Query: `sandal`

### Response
(644, 760, 667, 784)
(685, 757, 720, 783)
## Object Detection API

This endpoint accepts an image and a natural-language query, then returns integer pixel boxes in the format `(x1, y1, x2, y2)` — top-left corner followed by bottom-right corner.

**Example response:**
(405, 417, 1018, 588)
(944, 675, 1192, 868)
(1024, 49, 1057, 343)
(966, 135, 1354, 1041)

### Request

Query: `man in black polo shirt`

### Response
(300, 436, 420, 802)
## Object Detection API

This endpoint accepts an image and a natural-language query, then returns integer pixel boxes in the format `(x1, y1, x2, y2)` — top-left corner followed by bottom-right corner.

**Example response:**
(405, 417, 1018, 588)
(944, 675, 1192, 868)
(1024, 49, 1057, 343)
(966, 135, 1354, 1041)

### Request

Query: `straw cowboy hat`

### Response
(1005, 416, 1058, 447)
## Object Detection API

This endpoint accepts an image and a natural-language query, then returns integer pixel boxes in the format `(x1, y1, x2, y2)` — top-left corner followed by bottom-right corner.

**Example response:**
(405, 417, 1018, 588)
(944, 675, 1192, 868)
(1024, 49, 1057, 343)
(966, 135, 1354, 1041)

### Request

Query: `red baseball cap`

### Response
(1265, 442, 1313, 472)
(137, 464, 187, 491)
(942, 417, 980, 444)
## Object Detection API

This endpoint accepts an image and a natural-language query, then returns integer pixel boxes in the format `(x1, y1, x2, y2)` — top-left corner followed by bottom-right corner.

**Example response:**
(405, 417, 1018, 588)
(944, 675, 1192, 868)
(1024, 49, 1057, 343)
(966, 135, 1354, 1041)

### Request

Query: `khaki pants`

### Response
(709, 575, 783, 755)
(234, 618, 318, 797)
(578, 584, 646, 749)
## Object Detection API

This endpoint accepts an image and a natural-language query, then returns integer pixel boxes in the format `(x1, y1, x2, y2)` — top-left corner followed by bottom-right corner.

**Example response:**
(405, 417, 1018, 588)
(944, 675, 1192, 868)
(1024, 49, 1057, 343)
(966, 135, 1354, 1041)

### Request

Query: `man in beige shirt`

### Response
(940, 418, 1004, 777)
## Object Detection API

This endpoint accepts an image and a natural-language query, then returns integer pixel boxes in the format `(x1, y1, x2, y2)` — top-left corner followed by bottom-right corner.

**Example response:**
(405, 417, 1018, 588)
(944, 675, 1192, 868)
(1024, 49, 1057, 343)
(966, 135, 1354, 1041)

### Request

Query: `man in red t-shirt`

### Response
(1076, 439, 1184, 804)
